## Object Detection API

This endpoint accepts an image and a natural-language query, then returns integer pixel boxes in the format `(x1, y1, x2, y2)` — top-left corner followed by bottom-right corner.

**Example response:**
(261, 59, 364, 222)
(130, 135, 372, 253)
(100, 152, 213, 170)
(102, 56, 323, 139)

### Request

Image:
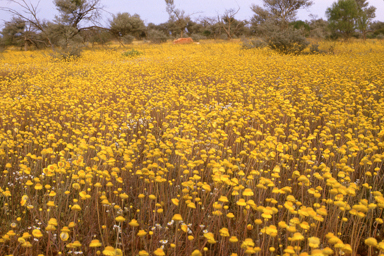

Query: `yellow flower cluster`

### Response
(0, 40, 384, 255)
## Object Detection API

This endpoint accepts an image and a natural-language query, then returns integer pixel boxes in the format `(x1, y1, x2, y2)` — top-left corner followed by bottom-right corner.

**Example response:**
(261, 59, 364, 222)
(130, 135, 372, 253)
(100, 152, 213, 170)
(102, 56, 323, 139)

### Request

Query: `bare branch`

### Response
(219, 7, 244, 39)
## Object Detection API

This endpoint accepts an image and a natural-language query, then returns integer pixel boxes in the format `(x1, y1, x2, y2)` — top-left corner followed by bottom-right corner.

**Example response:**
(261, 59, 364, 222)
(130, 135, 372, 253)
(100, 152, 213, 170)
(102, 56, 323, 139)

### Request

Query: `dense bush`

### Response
(247, 18, 310, 54)
(241, 38, 268, 49)
(190, 33, 206, 42)
(122, 34, 135, 44)
(266, 27, 309, 54)
(309, 43, 329, 54)
(290, 20, 310, 36)
(52, 45, 83, 61)
(374, 28, 384, 37)
(147, 29, 168, 44)
(122, 48, 143, 57)
(220, 33, 228, 40)
(86, 30, 113, 46)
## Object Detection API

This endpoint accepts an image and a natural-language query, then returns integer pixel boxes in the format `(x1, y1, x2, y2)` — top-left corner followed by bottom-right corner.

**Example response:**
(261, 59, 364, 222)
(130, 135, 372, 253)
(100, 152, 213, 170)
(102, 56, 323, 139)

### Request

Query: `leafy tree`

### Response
(54, 0, 103, 29)
(186, 20, 203, 35)
(290, 20, 310, 31)
(0, 0, 55, 47)
(168, 20, 187, 37)
(355, 0, 376, 40)
(250, 5, 272, 27)
(249, 0, 313, 54)
(306, 15, 330, 39)
(53, 0, 110, 49)
(199, 17, 223, 39)
(165, 0, 198, 38)
(109, 13, 146, 40)
(370, 21, 384, 37)
(184, 20, 207, 41)
(0, 17, 47, 50)
(0, 0, 106, 50)
(370, 21, 384, 31)
(251, 0, 313, 28)
(147, 21, 177, 38)
(1, 17, 26, 47)
(326, 0, 359, 40)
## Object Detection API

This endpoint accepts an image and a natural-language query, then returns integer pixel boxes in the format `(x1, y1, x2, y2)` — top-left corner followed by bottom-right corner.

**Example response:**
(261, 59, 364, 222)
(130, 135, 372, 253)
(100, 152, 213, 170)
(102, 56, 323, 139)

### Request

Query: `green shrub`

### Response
(122, 49, 143, 57)
(202, 30, 211, 37)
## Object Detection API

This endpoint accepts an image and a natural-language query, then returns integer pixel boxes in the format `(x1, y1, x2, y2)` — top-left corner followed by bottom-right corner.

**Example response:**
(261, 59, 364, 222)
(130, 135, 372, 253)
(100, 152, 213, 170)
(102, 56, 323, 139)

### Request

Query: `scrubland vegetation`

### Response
(0, 39, 384, 256)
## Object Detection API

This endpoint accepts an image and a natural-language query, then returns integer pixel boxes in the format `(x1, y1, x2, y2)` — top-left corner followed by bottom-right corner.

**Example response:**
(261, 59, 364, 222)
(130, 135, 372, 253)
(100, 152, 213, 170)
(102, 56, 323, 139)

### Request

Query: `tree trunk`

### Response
(24, 36, 28, 51)
(222, 22, 232, 40)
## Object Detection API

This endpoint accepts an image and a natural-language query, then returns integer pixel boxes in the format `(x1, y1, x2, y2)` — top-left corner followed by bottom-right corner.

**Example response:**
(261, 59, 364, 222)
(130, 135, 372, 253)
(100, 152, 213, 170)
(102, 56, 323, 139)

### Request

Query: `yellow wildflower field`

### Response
(0, 40, 384, 256)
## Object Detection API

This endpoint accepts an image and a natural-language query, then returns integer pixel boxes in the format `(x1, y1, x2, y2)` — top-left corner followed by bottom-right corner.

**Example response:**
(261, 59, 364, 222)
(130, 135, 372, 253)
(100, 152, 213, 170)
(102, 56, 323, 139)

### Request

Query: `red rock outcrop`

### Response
(173, 37, 194, 44)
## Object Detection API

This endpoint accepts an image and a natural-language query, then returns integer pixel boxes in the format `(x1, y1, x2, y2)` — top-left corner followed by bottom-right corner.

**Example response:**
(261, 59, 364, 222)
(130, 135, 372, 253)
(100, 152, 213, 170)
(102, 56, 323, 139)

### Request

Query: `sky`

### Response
(1, 0, 384, 28)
